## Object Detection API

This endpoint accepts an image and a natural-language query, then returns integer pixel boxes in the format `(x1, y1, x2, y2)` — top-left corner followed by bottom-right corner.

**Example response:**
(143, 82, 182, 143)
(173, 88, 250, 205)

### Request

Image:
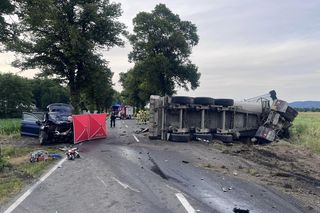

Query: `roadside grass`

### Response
(0, 144, 62, 204)
(290, 112, 320, 154)
(0, 176, 23, 203)
(0, 119, 20, 135)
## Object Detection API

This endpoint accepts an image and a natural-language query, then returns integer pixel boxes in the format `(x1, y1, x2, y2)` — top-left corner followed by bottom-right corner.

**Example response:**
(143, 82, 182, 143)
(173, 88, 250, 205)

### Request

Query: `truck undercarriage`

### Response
(149, 91, 298, 143)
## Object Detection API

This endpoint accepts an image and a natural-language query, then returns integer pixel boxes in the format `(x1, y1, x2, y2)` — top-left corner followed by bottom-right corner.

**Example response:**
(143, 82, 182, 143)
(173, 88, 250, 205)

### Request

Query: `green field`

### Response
(0, 119, 20, 135)
(290, 112, 320, 154)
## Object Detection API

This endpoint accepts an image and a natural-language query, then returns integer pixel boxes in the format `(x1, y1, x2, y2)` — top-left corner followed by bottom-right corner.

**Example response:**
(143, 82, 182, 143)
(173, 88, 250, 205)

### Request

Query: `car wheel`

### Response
(170, 133, 190, 142)
(215, 99, 234, 107)
(39, 130, 48, 145)
(194, 97, 215, 105)
(171, 96, 193, 104)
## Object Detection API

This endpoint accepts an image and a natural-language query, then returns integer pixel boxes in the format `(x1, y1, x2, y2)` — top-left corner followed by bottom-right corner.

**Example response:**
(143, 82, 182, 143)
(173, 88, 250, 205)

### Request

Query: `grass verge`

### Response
(0, 144, 61, 204)
(290, 112, 320, 154)
(0, 119, 20, 135)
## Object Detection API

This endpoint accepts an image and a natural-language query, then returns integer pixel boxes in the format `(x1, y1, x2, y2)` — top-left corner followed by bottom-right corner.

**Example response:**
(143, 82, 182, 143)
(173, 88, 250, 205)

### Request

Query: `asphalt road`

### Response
(1, 119, 313, 213)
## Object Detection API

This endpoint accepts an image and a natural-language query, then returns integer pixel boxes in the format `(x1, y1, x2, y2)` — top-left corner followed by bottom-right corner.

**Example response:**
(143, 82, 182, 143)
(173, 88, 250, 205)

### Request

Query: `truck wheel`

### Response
(215, 99, 234, 107)
(214, 134, 233, 143)
(171, 96, 193, 104)
(170, 133, 190, 142)
(194, 97, 215, 105)
(39, 130, 48, 145)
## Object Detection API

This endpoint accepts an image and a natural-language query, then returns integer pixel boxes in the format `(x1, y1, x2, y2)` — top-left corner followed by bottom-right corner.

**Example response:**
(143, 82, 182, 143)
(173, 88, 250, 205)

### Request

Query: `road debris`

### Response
(135, 128, 149, 134)
(196, 137, 210, 143)
(66, 147, 80, 160)
(222, 186, 233, 192)
(233, 208, 250, 213)
(182, 160, 189, 164)
(29, 150, 62, 162)
(59, 146, 73, 152)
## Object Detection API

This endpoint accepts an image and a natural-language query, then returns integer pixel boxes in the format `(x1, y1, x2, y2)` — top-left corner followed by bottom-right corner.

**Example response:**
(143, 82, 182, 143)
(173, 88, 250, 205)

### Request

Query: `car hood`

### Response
(48, 112, 72, 124)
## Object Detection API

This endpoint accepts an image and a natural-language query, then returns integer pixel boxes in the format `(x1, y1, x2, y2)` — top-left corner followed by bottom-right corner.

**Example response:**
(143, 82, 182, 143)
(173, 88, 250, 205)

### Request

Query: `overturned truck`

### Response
(149, 91, 298, 143)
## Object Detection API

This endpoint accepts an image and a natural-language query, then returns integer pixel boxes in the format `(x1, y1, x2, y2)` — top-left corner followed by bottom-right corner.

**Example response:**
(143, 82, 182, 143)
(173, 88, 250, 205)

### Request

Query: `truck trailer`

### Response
(148, 91, 298, 143)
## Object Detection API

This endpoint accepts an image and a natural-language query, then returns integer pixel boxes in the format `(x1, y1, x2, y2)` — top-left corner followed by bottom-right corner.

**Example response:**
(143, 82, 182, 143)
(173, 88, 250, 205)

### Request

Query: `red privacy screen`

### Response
(72, 113, 107, 144)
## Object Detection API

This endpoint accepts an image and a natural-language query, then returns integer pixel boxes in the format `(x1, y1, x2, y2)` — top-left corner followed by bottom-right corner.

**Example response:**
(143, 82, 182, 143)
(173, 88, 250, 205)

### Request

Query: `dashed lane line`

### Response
(175, 193, 196, 213)
(112, 177, 140, 193)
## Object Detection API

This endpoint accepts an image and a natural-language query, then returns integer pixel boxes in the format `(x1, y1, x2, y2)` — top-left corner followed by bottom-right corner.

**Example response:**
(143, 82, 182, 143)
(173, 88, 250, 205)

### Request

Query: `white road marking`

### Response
(176, 193, 196, 213)
(125, 125, 128, 128)
(132, 134, 140, 142)
(165, 184, 180, 193)
(112, 177, 140, 193)
(96, 176, 107, 187)
(3, 157, 67, 213)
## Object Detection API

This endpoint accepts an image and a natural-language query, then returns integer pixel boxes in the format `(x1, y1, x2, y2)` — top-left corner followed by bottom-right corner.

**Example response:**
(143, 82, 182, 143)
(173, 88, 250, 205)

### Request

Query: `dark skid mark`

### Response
(148, 153, 168, 180)
(151, 165, 168, 180)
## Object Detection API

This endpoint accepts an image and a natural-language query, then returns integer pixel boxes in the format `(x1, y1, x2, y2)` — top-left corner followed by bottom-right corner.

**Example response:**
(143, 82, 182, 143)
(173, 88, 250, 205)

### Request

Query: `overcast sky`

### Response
(1, 0, 320, 101)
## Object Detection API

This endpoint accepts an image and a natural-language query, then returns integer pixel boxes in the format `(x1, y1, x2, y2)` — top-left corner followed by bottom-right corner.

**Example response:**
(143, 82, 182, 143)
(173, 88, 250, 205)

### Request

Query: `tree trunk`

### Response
(70, 84, 80, 114)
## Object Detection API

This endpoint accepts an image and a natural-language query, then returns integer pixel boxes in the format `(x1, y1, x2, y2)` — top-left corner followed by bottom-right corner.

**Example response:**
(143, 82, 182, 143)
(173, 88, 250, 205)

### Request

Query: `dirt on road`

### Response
(131, 139, 320, 212)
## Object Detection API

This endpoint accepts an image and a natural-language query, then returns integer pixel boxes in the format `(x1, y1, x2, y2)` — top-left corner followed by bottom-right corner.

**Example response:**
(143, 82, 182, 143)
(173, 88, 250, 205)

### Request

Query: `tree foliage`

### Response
(0, 73, 72, 118)
(31, 78, 70, 110)
(7, 0, 126, 112)
(120, 3, 200, 107)
(0, 0, 14, 43)
(0, 73, 33, 118)
(119, 68, 148, 108)
(81, 56, 115, 112)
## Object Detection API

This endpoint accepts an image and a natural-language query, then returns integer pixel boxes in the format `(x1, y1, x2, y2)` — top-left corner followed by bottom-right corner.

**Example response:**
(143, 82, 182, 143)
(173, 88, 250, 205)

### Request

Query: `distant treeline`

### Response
(294, 108, 320, 112)
(0, 73, 69, 118)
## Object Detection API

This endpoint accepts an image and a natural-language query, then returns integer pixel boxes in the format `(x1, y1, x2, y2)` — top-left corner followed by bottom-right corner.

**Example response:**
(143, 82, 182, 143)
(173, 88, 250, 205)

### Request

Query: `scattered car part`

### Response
(30, 150, 61, 162)
(66, 147, 80, 160)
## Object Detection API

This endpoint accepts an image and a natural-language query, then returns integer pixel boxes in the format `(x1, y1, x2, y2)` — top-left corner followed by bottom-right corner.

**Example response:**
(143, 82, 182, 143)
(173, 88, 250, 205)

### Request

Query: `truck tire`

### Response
(282, 106, 298, 122)
(215, 99, 234, 107)
(170, 133, 190, 142)
(39, 130, 48, 145)
(194, 97, 215, 105)
(194, 133, 213, 141)
(214, 134, 233, 143)
(171, 96, 193, 104)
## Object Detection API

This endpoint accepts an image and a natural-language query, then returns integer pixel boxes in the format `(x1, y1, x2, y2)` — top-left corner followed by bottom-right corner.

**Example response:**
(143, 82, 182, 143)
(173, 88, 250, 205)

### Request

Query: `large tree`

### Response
(121, 3, 200, 105)
(81, 54, 114, 112)
(7, 0, 126, 112)
(119, 68, 149, 108)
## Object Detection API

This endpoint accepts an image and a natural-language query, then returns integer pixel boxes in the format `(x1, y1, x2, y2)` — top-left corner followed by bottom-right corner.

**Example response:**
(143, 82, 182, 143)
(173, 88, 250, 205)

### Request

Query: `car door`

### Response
(21, 112, 42, 137)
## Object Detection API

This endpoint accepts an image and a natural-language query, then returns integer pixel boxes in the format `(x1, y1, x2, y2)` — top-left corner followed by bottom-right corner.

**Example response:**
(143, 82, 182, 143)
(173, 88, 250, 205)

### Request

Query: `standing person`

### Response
(110, 112, 116, 128)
